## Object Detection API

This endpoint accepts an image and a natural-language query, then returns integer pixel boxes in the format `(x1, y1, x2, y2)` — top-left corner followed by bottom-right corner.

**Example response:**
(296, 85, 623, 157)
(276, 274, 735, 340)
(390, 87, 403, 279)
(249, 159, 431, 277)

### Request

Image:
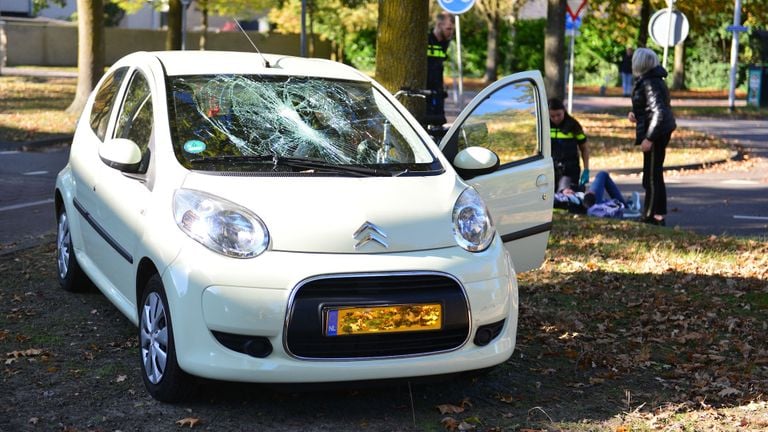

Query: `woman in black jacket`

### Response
(628, 48, 676, 226)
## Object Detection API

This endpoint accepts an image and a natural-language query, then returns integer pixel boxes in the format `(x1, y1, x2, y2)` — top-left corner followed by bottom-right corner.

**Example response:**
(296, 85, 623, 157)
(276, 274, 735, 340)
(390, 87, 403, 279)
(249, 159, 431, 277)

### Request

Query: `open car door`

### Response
(440, 71, 553, 273)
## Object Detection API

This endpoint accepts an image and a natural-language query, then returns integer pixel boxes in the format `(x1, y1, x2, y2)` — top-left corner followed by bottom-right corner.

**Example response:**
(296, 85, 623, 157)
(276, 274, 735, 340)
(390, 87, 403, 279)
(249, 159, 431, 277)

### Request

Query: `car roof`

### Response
(145, 51, 370, 82)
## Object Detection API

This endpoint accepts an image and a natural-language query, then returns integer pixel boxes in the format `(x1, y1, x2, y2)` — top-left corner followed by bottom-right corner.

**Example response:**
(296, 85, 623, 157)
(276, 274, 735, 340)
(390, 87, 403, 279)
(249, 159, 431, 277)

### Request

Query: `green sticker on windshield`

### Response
(183, 140, 206, 154)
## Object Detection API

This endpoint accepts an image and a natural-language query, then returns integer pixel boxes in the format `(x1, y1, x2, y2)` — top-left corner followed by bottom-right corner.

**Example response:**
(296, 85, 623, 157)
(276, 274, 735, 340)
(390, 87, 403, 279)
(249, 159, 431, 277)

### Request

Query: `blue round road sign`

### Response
(437, 0, 476, 15)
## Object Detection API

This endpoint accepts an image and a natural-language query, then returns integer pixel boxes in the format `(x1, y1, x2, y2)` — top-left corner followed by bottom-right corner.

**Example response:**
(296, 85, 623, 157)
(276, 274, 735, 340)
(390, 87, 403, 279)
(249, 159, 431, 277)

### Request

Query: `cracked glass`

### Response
(168, 75, 442, 175)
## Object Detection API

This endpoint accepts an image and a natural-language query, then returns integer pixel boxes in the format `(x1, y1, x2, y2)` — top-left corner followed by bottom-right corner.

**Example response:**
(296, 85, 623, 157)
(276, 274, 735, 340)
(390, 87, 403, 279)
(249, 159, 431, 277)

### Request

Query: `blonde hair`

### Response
(632, 47, 659, 77)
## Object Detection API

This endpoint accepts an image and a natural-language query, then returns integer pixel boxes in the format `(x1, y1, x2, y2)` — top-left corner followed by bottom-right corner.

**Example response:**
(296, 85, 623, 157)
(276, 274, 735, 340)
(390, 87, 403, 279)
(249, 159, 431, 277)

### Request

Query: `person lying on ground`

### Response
(554, 171, 641, 219)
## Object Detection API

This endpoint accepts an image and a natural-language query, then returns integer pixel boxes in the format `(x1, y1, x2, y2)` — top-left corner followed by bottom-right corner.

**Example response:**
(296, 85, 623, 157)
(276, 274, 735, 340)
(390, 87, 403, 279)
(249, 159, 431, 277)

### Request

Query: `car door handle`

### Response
(535, 174, 549, 200)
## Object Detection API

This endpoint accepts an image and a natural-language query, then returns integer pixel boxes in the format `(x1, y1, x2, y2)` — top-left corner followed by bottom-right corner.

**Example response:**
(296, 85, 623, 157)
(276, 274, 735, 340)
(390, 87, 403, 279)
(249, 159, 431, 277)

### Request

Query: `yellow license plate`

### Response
(324, 303, 442, 336)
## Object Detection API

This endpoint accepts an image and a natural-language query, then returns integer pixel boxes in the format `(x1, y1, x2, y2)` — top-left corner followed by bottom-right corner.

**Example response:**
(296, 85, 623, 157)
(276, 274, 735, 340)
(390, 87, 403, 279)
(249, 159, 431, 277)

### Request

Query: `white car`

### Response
(54, 51, 553, 401)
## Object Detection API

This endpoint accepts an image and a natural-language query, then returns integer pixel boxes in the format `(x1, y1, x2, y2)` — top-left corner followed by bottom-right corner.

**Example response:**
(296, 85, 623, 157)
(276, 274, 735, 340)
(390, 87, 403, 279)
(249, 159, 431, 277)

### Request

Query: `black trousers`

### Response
(642, 133, 671, 218)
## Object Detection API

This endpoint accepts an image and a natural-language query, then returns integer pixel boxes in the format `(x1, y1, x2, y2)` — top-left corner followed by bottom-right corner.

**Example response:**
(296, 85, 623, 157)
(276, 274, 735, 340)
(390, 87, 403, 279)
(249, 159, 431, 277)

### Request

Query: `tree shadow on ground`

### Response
(1, 244, 766, 431)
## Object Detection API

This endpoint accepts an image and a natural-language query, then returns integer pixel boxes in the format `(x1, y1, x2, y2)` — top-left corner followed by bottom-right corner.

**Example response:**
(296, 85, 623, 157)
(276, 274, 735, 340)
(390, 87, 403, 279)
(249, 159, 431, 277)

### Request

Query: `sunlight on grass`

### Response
(540, 211, 766, 278)
(0, 76, 78, 141)
(578, 113, 735, 171)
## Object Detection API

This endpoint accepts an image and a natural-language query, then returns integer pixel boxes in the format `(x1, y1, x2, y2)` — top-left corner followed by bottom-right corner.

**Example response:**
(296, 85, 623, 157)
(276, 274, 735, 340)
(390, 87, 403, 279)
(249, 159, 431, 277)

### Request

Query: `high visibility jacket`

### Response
(551, 115, 586, 166)
(427, 32, 449, 92)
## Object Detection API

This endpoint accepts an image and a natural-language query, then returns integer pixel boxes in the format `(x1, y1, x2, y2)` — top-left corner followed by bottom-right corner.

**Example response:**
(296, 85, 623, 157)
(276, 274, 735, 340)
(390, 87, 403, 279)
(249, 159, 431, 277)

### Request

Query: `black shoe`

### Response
(643, 216, 666, 226)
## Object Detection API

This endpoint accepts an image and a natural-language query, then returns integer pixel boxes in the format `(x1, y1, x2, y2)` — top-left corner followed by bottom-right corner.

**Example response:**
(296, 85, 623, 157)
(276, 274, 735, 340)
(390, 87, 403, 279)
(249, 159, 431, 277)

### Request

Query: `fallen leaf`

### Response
(6, 348, 44, 358)
(457, 421, 476, 431)
(116, 375, 127, 383)
(437, 397, 472, 414)
(497, 394, 516, 403)
(176, 417, 201, 428)
(441, 416, 460, 430)
(437, 404, 465, 415)
(717, 387, 741, 397)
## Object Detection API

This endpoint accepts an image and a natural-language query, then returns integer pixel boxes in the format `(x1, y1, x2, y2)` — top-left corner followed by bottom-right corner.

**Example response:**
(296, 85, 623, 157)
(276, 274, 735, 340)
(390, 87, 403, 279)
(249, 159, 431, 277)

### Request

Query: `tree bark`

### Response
(375, 0, 429, 121)
(484, 16, 499, 83)
(637, 0, 651, 48)
(672, 41, 685, 90)
(544, 0, 566, 101)
(166, 0, 182, 50)
(66, 0, 105, 115)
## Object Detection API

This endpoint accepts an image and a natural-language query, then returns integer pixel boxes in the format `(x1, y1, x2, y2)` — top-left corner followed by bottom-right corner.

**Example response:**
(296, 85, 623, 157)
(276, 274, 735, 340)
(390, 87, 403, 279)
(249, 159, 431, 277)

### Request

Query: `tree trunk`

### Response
(66, 0, 105, 115)
(200, 5, 208, 51)
(166, 0, 182, 50)
(484, 16, 499, 84)
(375, 0, 429, 121)
(637, 0, 651, 48)
(672, 41, 685, 90)
(544, 0, 566, 101)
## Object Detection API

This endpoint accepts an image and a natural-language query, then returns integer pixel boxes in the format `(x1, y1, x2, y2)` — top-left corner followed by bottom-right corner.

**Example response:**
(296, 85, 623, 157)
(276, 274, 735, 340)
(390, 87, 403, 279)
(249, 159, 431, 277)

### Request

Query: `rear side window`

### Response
(89, 67, 128, 141)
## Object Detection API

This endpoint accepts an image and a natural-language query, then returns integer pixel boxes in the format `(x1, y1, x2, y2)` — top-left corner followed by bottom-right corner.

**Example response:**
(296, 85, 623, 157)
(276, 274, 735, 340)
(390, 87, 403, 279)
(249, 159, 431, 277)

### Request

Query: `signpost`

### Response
(727, 0, 745, 111)
(181, 0, 191, 50)
(437, 0, 476, 108)
(565, 0, 587, 112)
(648, 7, 689, 68)
(566, 0, 587, 21)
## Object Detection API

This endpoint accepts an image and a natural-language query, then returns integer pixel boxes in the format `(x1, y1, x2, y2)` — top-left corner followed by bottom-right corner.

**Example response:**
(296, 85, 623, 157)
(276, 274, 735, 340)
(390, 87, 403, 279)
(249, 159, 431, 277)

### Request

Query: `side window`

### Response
(90, 67, 129, 141)
(114, 72, 153, 153)
(455, 81, 540, 165)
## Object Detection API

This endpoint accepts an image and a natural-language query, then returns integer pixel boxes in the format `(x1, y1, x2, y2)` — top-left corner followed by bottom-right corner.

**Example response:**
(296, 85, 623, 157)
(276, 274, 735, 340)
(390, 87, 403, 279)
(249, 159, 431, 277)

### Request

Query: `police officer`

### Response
(426, 12, 455, 127)
(549, 98, 590, 191)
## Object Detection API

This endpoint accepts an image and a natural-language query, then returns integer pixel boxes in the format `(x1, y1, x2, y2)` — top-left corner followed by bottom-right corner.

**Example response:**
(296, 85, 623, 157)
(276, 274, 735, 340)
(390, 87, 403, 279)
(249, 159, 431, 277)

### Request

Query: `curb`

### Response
(607, 150, 742, 176)
(0, 135, 73, 152)
(0, 232, 55, 258)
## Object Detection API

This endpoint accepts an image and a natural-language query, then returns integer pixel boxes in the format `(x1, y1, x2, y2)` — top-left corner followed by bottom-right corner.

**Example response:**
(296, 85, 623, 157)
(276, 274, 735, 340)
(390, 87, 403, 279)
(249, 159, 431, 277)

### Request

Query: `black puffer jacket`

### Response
(631, 65, 676, 145)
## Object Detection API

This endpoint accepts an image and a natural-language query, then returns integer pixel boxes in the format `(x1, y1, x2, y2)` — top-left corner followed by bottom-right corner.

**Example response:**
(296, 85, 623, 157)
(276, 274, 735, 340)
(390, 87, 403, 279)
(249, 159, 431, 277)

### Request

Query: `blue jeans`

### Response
(621, 72, 633, 96)
(588, 171, 627, 206)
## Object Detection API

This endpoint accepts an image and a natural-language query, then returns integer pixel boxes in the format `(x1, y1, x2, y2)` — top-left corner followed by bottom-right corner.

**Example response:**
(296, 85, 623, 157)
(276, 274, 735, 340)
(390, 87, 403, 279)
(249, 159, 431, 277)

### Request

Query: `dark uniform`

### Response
(426, 32, 450, 126)
(550, 114, 587, 190)
(631, 65, 676, 220)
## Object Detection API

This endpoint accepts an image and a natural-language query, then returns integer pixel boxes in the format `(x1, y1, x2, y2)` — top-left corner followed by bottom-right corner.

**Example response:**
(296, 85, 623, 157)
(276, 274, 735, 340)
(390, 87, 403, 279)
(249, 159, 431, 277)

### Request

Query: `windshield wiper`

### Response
(190, 155, 273, 166)
(189, 154, 396, 177)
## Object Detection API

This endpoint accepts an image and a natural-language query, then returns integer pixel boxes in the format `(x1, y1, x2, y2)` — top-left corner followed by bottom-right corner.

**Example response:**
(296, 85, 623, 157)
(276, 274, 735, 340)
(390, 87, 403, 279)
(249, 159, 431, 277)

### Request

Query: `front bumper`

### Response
(161, 237, 518, 383)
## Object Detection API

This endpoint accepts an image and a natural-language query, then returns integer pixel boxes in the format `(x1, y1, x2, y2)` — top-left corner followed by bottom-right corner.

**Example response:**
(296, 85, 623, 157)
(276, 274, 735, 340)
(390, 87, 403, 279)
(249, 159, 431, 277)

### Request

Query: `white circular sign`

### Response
(649, 9, 690, 47)
(437, 0, 476, 15)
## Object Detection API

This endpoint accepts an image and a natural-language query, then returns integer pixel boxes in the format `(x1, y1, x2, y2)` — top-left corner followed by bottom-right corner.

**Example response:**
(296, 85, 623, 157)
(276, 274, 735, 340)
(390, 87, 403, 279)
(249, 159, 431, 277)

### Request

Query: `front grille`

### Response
(285, 273, 469, 359)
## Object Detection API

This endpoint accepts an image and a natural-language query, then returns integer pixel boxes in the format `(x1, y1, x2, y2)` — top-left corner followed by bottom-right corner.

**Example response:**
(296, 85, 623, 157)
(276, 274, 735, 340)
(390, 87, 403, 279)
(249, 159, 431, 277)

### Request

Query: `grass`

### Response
(0, 75, 78, 142)
(515, 211, 768, 430)
(579, 112, 736, 171)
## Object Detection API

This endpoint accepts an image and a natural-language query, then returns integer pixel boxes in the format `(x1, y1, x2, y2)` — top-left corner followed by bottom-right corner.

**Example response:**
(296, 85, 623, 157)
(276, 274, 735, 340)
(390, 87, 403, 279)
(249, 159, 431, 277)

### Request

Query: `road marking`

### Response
(734, 215, 768, 221)
(0, 199, 54, 213)
(0, 151, 20, 155)
(722, 179, 760, 185)
(22, 171, 49, 176)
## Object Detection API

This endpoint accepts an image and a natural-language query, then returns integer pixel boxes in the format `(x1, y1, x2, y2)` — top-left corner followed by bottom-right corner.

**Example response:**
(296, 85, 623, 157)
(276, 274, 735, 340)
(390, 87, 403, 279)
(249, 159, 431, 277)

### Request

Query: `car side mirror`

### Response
(99, 138, 142, 172)
(453, 146, 500, 180)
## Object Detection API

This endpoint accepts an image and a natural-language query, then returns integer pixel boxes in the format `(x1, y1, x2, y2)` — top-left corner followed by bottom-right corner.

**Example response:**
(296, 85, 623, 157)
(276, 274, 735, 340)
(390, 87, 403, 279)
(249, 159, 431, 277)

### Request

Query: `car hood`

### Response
(180, 172, 465, 254)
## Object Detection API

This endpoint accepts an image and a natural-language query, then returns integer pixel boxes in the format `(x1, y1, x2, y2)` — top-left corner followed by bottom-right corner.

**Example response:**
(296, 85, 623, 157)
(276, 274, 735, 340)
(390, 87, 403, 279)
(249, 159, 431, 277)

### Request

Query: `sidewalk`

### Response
(0, 66, 78, 78)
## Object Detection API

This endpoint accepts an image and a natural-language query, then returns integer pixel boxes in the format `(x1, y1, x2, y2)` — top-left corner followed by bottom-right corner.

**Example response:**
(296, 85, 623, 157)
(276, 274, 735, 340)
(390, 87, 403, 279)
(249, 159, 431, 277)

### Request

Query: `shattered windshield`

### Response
(168, 75, 442, 175)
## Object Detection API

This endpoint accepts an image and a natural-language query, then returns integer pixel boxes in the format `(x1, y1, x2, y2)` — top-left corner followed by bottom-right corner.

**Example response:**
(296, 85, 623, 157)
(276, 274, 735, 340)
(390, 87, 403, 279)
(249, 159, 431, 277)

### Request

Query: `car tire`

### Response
(56, 208, 90, 292)
(139, 274, 195, 402)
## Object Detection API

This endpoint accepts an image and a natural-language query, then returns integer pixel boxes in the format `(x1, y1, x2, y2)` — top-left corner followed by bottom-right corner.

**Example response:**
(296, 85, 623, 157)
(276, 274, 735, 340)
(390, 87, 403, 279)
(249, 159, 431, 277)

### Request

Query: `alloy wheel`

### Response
(56, 212, 71, 280)
(140, 292, 169, 384)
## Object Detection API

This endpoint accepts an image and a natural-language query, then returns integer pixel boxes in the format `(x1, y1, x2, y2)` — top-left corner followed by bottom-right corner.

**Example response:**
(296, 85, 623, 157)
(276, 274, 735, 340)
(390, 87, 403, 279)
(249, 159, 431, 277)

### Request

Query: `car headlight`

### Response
(173, 189, 269, 258)
(452, 187, 495, 252)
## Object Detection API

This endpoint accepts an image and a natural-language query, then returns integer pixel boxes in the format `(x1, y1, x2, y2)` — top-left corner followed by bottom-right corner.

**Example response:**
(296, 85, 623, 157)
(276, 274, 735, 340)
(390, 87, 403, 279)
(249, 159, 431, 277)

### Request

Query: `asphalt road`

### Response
(0, 147, 68, 250)
(610, 117, 768, 238)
